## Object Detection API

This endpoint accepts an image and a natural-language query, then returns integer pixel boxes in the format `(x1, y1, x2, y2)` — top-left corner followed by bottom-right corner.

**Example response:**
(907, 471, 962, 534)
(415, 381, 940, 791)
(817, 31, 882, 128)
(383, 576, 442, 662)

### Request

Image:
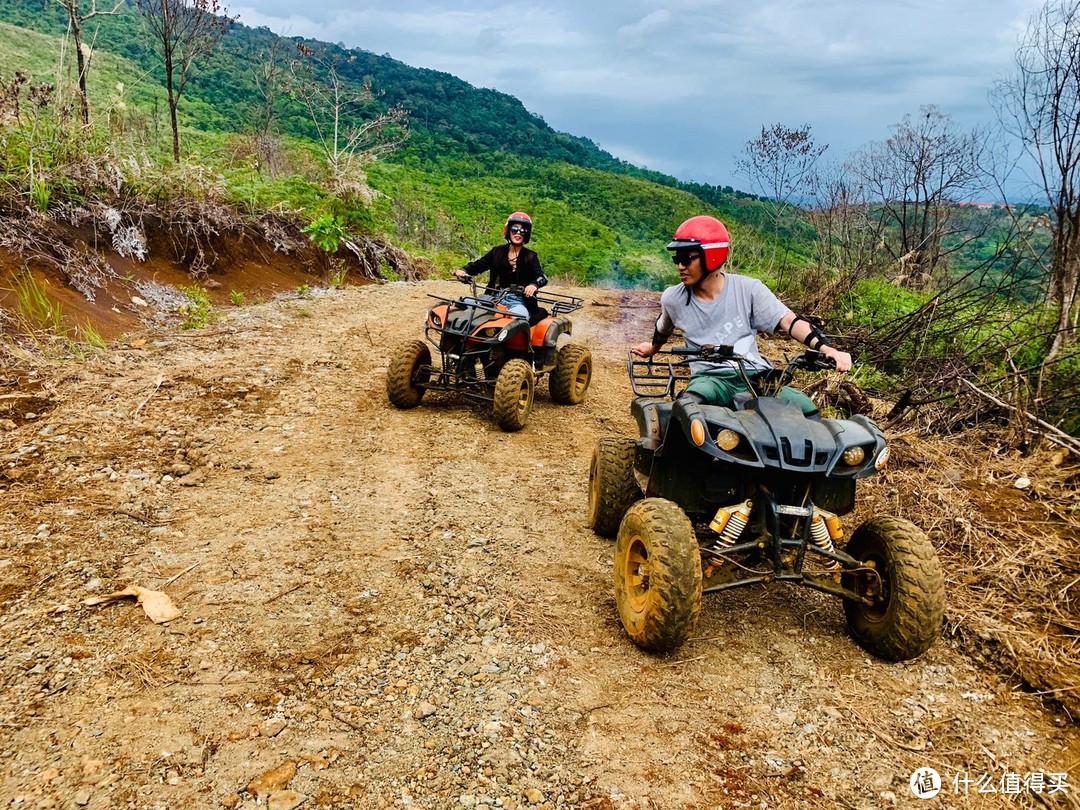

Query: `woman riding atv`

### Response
(454, 211, 548, 320)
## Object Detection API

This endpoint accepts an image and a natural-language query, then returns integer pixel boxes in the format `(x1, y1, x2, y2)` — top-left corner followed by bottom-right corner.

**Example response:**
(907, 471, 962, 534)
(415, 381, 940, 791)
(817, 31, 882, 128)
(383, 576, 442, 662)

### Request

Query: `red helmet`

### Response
(667, 215, 730, 271)
(504, 211, 533, 243)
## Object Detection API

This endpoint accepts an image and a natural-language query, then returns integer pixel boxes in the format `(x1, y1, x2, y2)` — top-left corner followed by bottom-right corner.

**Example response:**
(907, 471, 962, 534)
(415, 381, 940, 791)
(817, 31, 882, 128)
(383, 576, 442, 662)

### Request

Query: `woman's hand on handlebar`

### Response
(631, 341, 659, 358)
(454, 269, 470, 282)
(524, 284, 538, 297)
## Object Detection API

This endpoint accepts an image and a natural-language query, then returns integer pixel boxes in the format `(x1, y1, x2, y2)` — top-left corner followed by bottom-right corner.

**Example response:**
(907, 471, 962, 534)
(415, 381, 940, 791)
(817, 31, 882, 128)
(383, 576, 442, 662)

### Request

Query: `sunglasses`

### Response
(508, 225, 529, 235)
(672, 251, 702, 266)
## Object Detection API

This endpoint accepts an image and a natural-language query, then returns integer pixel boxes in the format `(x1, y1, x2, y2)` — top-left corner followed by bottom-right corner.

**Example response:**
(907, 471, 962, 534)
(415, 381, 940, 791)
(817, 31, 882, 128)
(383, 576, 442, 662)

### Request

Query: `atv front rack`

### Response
(627, 349, 692, 398)
(628, 345, 835, 399)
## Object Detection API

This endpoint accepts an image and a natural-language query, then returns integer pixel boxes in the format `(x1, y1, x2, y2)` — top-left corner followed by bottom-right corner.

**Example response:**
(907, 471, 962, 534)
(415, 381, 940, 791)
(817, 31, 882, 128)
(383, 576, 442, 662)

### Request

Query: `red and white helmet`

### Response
(667, 215, 730, 271)
(503, 211, 533, 243)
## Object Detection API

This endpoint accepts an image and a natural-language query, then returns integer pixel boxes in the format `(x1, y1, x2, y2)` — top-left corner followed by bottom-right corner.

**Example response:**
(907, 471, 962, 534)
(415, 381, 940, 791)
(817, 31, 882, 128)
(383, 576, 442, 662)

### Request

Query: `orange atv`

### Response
(386, 279, 592, 431)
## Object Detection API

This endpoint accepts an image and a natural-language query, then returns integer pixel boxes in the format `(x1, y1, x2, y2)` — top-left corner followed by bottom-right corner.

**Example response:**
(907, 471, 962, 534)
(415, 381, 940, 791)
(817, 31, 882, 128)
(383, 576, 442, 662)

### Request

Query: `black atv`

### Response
(387, 278, 592, 431)
(587, 344, 945, 661)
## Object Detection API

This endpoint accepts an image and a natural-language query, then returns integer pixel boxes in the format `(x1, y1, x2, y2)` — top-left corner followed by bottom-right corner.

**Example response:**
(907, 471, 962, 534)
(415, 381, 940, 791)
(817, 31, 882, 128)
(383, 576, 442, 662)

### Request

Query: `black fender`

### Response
(540, 317, 573, 348)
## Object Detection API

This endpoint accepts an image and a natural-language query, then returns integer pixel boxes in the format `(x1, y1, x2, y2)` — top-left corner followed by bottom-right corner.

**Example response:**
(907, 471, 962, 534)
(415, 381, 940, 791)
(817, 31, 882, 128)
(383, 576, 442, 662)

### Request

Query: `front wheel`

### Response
(492, 359, 534, 431)
(614, 498, 702, 653)
(587, 438, 640, 538)
(387, 340, 431, 409)
(550, 344, 592, 404)
(842, 516, 945, 661)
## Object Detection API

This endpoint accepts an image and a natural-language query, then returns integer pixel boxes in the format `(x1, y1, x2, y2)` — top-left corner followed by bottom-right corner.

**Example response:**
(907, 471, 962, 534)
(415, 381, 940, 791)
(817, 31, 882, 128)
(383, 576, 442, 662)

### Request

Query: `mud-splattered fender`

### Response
(537, 317, 573, 348)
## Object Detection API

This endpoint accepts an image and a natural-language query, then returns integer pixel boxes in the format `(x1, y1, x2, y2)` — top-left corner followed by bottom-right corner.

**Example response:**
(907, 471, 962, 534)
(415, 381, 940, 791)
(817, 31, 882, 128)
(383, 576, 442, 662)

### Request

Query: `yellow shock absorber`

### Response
(710, 500, 752, 547)
(809, 510, 833, 553)
(810, 508, 843, 571)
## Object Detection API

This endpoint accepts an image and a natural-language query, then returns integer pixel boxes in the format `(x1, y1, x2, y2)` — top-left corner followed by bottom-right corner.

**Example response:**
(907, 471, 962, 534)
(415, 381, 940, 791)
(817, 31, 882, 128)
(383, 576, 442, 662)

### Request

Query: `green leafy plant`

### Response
(178, 284, 212, 328)
(296, 283, 311, 299)
(229, 289, 245, 306)
(302, 212, 347, 253)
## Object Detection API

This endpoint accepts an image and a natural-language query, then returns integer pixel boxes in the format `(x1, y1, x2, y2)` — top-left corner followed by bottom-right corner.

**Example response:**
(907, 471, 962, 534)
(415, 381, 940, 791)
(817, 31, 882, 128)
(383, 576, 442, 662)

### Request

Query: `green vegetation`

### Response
(13, 271, 63, 332)
(178, 285, 211, 328)
(0, 0, 1073, 438)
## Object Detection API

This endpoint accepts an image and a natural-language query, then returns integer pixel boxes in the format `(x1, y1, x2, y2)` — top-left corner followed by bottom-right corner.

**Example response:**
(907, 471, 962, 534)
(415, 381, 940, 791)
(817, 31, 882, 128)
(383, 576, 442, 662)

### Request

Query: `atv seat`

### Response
(528, 306, 550, 326)
(632, 398, 672, 451)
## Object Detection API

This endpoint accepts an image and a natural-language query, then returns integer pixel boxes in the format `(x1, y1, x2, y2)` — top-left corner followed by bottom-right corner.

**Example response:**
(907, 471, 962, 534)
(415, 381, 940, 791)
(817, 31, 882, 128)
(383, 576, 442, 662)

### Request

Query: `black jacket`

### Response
(462, 244, 548, 291)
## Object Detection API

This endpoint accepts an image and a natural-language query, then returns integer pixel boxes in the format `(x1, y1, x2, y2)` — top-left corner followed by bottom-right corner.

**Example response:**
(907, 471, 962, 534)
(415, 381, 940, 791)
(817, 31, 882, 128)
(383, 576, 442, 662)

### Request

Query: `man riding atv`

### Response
(630, 215, 852, 413)
(591, 216, 945, 661)
(454, 211, 547, 321)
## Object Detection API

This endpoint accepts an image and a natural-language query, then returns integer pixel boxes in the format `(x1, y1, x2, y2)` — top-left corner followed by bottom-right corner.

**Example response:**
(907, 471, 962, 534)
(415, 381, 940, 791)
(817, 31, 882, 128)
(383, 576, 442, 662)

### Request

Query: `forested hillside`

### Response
(0, 0, 762, 284)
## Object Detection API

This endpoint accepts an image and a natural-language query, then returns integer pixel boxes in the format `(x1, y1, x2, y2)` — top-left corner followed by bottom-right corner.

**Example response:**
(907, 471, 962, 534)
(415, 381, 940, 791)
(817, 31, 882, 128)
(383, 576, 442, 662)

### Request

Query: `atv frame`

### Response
(588, 344, 945, 661)
(387, 278, 592, 431)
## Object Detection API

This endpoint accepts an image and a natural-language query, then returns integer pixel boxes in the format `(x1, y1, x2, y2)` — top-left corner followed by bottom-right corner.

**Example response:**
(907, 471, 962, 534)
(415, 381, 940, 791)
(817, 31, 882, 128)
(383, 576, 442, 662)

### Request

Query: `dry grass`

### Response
(867, 424, 1080, 717)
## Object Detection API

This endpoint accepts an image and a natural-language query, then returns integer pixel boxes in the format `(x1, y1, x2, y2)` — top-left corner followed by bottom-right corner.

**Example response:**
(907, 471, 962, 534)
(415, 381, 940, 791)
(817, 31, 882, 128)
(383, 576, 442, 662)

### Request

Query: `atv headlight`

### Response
(430, 313, 442, 328)
(841, 446, 866, 466)
(715, 428, 740, 451)
(477, 327, 500, 338)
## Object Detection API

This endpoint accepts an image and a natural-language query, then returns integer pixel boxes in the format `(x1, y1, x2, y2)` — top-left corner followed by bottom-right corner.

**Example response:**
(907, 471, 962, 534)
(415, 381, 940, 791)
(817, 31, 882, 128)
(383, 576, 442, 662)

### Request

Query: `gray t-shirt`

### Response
(656, 273, 791, 373)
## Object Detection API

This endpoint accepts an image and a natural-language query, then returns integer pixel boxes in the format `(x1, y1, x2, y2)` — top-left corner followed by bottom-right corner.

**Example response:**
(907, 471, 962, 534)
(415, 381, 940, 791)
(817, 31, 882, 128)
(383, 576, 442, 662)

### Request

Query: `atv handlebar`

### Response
(672, 344, 835, 371)
(444, 277, 584, 317)
(628, 345, 837, 399)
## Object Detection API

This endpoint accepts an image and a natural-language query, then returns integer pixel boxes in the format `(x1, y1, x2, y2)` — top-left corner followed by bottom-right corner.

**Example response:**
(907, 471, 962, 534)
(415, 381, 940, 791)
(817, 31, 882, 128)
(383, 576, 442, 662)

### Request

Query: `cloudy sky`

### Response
(228, 0, 1042, 191)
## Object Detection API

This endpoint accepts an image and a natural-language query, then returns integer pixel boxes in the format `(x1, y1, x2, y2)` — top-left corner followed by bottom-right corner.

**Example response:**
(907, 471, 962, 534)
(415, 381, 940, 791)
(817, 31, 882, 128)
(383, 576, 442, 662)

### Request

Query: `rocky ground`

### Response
(1, 280, 1077, 810)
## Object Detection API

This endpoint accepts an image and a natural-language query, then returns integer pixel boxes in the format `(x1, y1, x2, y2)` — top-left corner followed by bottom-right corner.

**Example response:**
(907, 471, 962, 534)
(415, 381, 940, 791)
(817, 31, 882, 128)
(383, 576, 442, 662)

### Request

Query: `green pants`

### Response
(684, 369, 818, 415)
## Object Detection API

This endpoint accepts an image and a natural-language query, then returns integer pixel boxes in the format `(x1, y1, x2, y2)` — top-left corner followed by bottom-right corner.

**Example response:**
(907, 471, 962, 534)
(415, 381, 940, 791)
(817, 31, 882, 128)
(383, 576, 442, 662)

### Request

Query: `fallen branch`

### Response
(132, 376, 165, 417)
(961, 379, 1080, 454)
(164, 561, 201, 587)
(263, 582, 303, 604)
(660, 655, 706, 667)
(847, 707, 927, 752)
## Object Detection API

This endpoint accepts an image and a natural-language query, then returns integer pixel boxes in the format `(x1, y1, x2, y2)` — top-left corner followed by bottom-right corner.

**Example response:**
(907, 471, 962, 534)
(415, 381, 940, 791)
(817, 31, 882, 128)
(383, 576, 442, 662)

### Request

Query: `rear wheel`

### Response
(587, 438, 640, 538)
(387, 340, 431, 409)
(492, 359, 534, 431)
(550, 344, 592, 404)
(614, 499, 702, 653)
(842, 516, 945, 661)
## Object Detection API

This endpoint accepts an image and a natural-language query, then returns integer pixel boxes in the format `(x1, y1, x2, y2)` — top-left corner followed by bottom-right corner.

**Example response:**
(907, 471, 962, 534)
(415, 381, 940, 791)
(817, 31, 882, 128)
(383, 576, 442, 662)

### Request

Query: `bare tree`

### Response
(247, 37, 290, 176)
(55, 0, 124, 125)
(290, 44, 408, 190)
(804, 160, 882, 296)
(735, 123, 827, 277)
(993, 0, 1080, 361)
(851, 106, 988, 287)
(135, 0, 234, 161)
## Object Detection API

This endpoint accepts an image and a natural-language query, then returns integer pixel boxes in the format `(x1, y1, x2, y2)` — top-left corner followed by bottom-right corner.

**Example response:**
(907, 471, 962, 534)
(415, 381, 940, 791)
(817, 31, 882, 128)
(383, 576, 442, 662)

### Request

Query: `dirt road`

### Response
(1, 281, 1076, 809)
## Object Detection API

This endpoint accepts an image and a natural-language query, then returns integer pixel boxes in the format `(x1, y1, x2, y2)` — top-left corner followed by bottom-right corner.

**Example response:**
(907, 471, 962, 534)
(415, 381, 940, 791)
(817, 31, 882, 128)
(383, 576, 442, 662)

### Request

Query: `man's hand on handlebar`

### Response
(631, 342, 659, 358)
(524, 284, 538, 297)
(454, 269, 470, 283)
(820, 346, 852, 372)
